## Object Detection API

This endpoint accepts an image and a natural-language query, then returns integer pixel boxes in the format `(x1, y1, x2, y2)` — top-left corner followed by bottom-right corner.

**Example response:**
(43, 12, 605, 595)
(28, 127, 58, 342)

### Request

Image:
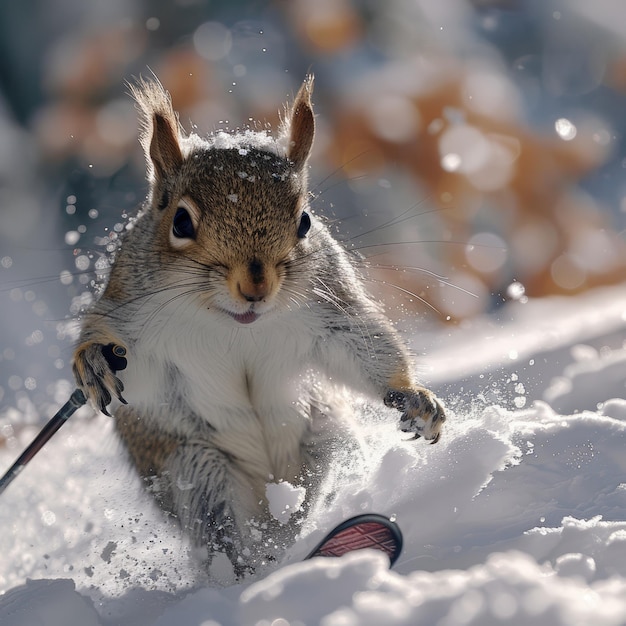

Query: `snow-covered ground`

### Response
(0, 284, 625, 626)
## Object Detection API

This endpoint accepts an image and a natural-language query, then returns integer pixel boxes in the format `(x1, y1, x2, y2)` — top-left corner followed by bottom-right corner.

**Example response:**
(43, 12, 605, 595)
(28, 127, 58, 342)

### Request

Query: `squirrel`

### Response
(72, 75, 446, 575)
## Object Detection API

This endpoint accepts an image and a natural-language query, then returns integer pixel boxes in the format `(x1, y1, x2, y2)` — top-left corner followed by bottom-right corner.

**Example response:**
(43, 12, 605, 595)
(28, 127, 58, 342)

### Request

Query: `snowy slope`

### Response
(0, 285, 625, 626)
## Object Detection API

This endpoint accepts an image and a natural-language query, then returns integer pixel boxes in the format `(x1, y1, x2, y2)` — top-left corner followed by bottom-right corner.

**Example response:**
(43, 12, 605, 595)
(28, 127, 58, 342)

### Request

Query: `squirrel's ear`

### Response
(131, 79, 184, 186)
(283, 75, 315, 171)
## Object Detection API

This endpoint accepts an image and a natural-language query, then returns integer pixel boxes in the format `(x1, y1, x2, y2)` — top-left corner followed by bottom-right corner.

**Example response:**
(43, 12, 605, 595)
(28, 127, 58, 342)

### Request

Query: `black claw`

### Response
(114, 378, 125, 395)
(98, 386, 112, 415)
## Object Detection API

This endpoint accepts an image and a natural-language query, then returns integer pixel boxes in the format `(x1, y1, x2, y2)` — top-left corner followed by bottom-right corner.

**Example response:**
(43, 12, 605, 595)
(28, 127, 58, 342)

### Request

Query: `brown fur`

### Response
(72, 76, 446, 575)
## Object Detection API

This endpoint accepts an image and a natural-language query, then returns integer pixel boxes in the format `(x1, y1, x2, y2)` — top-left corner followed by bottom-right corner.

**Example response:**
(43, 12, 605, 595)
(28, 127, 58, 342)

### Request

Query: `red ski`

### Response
(305, 513, 403, 567)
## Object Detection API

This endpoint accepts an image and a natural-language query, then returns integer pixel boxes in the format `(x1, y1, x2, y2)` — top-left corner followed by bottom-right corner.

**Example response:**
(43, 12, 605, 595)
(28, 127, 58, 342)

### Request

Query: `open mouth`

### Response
(228, 310, 259, 324)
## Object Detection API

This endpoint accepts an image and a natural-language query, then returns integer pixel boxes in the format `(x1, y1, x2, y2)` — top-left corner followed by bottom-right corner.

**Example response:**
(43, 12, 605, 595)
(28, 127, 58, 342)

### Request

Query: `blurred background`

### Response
(0, 0, 625, 420)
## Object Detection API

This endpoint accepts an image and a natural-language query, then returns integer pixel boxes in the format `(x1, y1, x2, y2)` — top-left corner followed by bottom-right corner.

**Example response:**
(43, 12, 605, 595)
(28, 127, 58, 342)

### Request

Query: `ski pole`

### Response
(0, 343, 127, 496)
(0, 388, 87, 496)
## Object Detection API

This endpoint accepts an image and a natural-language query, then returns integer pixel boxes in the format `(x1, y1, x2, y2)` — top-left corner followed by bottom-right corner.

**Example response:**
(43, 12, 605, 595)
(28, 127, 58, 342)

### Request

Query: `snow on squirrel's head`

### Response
(130, 75, 315, 197)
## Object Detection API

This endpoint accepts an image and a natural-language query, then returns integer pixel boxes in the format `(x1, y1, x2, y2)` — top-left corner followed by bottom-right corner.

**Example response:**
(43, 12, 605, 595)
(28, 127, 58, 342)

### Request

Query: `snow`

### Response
(206, 129, 282, 156)
(1, 285, 625, 625)
(266, 482, 306, 525)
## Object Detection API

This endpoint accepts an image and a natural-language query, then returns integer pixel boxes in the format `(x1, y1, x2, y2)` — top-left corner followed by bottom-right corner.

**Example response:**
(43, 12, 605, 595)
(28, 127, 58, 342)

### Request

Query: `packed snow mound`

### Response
(0, 286, 625, 625)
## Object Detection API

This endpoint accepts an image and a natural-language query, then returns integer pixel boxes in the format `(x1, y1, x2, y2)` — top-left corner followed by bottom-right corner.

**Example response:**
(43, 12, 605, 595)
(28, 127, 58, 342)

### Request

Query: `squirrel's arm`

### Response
(308, 235, 446, 442)
(314, 299, 446, 442)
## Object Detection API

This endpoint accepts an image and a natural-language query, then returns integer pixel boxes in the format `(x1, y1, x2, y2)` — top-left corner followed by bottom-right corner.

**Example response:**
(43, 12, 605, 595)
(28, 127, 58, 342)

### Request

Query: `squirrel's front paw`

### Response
(384, 387, 446, 444)
(73, 342, 128, 416)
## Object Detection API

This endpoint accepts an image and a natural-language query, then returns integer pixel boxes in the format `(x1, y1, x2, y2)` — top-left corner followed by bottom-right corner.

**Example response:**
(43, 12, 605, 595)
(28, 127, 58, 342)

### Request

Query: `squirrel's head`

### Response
(131, 76, 317, 323)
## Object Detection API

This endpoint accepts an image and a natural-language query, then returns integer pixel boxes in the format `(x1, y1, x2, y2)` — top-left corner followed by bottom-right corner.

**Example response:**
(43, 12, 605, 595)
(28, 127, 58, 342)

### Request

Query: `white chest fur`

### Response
(119, 306, 322, 482)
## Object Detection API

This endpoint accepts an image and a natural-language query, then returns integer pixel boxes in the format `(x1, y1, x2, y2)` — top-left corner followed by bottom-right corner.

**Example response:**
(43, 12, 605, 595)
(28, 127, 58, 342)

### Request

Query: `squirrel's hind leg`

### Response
(115, 409, 262, 577)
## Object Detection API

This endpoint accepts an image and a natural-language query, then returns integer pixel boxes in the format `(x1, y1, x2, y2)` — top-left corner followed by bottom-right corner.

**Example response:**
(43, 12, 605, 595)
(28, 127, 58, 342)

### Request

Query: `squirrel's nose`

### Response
(238, 281, 268, 302)
(238, 258, 270, 302)
(232, 258, 273, 303)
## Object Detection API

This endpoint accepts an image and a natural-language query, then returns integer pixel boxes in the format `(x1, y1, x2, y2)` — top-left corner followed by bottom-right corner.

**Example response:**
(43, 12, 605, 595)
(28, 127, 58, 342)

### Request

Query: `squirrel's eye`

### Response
(297, 211, 311, 239)
(172, 207, 195, 239)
